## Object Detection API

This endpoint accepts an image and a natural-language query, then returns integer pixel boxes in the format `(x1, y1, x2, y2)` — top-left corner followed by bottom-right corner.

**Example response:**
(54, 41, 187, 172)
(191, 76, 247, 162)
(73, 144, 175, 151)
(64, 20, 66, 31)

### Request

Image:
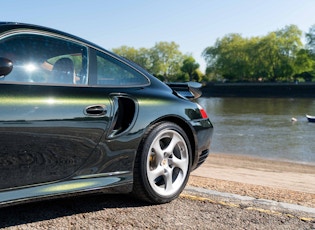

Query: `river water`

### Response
(197, 97, 315, 164)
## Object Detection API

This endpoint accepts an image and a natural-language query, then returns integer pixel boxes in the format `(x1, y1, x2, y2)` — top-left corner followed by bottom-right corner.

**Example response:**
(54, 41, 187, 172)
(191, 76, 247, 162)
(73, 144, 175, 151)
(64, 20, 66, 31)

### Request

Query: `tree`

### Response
(304, 25, 315, 80)
(180, 56, 200, 81)
(294, 49, 315, 76)
(257, 25, 303, 81)
(112, 42, 188, 82)
(203, 25, 304, 82)
(306, 24, 315, 55)
(203, 33, 252, 81)
(112, 46, 151, 70)
(149, 41, 186, 81)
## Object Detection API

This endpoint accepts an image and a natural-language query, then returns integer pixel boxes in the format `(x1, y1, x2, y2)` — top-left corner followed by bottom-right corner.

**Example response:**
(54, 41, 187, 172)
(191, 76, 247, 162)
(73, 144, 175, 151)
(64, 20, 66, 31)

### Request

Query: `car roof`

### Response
(0, 22, 105, 51)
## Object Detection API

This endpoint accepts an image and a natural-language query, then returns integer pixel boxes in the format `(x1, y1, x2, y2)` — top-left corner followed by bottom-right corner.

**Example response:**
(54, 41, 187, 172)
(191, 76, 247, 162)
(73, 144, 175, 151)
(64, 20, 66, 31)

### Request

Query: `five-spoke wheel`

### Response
(133, 122, 191, 204)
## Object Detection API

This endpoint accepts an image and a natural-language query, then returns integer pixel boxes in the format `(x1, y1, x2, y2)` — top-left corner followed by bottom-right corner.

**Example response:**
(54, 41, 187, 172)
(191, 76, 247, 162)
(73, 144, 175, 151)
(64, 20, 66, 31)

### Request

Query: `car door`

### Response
(0, 32, 112, 189)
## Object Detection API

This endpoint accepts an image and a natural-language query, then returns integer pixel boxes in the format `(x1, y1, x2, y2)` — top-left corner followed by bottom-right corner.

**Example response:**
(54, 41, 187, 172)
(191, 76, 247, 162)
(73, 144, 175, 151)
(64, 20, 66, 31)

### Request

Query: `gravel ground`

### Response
(1, 153, 314, 229)
(188, 176, 315, 208)
(190, 153, 315, 208)
(0, 193, 314, 230)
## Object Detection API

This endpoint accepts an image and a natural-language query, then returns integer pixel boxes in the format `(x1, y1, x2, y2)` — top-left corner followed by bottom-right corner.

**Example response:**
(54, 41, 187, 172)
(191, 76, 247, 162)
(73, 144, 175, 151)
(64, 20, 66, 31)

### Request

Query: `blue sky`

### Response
(2, 0, 315, 72)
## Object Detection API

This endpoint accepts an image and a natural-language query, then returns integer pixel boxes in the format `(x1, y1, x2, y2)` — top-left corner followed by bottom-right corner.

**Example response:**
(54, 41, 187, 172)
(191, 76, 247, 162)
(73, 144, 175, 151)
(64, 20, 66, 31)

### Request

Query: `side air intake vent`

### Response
(108, 96, 137, 138)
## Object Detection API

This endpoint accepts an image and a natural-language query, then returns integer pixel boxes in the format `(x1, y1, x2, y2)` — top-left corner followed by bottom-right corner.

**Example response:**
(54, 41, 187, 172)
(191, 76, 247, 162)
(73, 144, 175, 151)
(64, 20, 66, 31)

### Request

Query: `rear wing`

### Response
(166, 82, 202, 100)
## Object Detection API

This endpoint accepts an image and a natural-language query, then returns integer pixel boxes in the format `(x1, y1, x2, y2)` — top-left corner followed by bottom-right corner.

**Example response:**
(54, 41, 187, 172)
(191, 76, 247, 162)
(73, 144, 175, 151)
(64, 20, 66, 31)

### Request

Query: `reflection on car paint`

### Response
(0, 22, 213, 205)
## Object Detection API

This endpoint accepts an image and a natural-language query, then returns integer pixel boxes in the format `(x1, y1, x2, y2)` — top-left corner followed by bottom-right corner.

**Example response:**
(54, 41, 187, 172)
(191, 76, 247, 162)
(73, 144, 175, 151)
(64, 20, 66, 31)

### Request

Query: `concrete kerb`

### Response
(183, 185, 315, 221)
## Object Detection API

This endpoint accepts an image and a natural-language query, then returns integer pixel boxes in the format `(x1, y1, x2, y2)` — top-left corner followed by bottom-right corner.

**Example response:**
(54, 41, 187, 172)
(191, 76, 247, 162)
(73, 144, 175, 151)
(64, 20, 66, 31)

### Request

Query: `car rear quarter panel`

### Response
(103, 86, 213, 171)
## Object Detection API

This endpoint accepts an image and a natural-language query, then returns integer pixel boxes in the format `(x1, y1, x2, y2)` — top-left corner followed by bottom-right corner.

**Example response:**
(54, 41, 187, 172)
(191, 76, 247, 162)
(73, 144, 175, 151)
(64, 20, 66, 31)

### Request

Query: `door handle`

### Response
(84, 105, 106, 116)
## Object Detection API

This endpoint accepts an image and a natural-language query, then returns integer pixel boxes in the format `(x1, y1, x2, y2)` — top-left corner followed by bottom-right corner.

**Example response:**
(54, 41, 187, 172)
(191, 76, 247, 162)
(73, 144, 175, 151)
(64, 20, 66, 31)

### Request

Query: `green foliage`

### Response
(306, 24, 315, 55)
(203, 33, 253, 81)
(305, 25, 315, 80)
(150, 42, 185, 81)
(112, 46, 152, 71)
(180, 56, 200, 81)
(203, 24, 314, 82)
(112, 42, 203, 82)
(112, 24, 315, 83)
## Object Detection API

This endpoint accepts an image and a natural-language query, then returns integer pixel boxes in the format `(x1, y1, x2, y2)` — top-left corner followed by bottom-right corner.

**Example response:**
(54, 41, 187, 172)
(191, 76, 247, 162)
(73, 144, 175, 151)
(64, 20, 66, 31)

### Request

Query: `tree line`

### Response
(112, 24, 315, 83)
(112, 42, 204, 82)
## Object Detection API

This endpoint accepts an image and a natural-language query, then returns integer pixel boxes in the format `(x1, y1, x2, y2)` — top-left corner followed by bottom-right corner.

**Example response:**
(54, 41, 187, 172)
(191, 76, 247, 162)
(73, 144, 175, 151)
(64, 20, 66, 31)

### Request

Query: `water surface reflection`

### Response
(198, 97, 315, 164)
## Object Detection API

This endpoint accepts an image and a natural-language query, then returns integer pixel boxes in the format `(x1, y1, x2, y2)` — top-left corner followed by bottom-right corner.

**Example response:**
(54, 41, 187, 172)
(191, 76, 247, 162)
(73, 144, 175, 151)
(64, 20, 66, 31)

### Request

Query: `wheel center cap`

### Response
(162, 159, 168, 166)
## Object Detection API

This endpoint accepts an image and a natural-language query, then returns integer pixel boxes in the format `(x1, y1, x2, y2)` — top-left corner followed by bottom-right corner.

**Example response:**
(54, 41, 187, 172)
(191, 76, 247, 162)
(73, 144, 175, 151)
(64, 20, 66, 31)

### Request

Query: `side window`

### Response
(96, 51, 149, 86)
(0, 33, 88, 85)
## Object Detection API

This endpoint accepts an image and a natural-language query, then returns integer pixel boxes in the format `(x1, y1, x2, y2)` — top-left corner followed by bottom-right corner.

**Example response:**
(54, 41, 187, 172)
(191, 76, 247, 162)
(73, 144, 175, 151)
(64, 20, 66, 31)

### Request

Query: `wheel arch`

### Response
(150, 115, 197, 168)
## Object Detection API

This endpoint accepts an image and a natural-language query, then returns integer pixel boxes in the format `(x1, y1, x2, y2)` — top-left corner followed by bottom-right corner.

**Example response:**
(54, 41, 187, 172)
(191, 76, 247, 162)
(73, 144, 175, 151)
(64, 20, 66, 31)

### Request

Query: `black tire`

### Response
(132, 122, 192, 204)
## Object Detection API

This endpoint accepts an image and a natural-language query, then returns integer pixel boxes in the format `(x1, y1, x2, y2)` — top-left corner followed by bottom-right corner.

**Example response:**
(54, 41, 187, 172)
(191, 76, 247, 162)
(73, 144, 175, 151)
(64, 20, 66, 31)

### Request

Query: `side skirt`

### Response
(0, 172, 133, 207)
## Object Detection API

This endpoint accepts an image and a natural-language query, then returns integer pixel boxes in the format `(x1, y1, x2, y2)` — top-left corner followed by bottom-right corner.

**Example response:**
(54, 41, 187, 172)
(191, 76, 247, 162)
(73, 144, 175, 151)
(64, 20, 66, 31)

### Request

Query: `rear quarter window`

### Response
(95, 51, 149, 86)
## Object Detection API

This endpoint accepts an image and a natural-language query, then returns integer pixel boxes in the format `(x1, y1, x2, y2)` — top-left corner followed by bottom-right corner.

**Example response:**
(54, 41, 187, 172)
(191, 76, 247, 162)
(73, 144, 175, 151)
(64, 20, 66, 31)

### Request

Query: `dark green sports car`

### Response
(0, 22, 213, 206)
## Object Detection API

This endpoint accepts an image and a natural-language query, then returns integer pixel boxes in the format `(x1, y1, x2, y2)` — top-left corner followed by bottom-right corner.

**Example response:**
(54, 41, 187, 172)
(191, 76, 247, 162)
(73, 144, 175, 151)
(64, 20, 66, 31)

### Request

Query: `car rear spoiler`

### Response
(166, 82, 202, 100)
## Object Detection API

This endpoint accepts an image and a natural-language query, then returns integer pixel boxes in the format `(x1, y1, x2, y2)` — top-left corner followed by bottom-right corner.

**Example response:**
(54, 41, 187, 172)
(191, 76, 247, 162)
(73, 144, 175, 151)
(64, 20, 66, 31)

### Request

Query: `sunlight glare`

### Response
(24, 63, 37, 72)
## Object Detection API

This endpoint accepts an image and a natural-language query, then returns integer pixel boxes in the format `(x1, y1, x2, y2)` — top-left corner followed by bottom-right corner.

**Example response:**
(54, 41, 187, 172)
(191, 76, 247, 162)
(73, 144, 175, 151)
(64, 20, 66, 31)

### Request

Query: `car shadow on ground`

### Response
(0, 194, 149, 228)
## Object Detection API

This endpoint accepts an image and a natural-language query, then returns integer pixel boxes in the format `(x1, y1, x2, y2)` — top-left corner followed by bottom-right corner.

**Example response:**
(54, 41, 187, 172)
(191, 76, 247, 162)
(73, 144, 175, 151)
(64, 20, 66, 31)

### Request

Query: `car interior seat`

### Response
(52, 58, 74, 84)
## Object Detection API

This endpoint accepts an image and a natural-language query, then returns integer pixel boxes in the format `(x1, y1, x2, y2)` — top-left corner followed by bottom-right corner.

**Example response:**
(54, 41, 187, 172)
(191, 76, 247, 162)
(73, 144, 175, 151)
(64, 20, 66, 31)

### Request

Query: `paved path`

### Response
(192, 153, 315, 193)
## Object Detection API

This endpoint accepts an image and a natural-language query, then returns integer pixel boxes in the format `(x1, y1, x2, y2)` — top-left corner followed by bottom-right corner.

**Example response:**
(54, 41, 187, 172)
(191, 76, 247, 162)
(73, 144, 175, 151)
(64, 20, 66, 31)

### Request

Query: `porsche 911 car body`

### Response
(0, 22, 213, 206)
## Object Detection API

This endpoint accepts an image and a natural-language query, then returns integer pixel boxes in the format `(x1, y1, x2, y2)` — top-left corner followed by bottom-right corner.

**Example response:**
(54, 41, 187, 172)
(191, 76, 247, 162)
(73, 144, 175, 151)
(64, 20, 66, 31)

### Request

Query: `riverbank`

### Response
(202, 82, 315, 97)
(188, 153, 315, 208)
